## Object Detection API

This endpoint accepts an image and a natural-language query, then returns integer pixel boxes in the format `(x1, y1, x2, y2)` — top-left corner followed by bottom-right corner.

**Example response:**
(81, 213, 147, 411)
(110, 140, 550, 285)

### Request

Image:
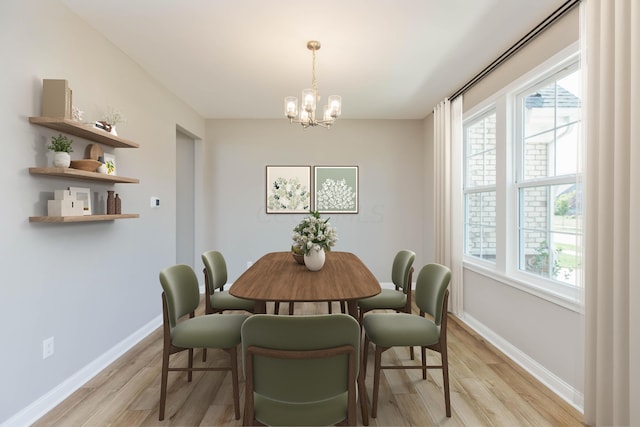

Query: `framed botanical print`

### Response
(266, 165, 312, 213)
(314, 166, 358, 213)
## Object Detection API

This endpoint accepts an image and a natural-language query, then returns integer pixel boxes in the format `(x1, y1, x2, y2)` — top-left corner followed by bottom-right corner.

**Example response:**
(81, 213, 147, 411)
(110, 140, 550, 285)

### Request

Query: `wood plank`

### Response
(29, 214, 139, 223)
(29, 167, 139, 183)
(29, 117, 139, 148)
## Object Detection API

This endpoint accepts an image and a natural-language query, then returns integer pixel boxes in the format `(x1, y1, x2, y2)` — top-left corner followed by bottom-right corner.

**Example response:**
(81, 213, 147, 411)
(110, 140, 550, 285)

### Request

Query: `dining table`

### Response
(229, 250, 380, 425)
(229, 250, 381, 318)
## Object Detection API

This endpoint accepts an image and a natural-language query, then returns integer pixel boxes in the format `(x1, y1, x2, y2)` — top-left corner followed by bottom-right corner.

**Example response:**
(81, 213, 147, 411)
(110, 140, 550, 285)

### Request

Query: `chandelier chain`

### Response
(311, 48, 318, 96)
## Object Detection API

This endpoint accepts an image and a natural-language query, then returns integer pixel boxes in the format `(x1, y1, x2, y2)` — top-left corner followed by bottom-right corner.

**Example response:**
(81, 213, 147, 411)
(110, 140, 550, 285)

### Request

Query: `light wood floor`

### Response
(34, 301, 585, 426)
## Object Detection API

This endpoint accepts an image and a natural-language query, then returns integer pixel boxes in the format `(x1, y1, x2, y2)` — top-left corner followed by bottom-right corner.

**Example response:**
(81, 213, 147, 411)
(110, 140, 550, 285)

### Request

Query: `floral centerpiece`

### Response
(292, 210, 338, 255)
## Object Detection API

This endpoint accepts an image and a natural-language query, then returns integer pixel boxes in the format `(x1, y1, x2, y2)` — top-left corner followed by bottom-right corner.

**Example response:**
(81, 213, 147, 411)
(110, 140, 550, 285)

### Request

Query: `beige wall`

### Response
(0, 1, 204, 423)
(201, 119, 429, 281)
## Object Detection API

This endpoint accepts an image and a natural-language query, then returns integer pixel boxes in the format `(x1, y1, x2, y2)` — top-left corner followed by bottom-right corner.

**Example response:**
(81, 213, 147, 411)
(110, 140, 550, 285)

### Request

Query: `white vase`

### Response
(304, 247, 326, 271)
(53, 151, 70, 168)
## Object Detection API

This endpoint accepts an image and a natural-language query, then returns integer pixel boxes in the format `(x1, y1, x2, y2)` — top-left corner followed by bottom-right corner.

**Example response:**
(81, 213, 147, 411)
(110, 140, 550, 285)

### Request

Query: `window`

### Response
(516, 65, 582, 288)
(462, 49, 583, 305)
(464, 111, 497, 262)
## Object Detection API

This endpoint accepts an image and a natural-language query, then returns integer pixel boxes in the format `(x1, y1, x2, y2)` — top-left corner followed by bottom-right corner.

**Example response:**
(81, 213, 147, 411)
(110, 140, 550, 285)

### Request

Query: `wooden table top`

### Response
(229, 251, 381, 302)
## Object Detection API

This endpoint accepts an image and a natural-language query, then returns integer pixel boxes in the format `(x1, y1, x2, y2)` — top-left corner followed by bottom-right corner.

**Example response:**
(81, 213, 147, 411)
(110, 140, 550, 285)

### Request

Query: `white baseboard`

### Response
(460, 313, 584, 413)
(2, 314, 162, 427)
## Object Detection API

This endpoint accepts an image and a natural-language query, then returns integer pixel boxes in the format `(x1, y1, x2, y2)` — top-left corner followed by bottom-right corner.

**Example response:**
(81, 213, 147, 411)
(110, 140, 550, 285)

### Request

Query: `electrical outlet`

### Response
(43, 337, 54, 359)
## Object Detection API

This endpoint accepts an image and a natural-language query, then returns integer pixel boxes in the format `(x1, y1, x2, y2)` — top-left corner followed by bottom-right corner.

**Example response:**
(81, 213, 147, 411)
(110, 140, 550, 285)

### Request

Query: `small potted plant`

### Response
(48, 134, 73, 168)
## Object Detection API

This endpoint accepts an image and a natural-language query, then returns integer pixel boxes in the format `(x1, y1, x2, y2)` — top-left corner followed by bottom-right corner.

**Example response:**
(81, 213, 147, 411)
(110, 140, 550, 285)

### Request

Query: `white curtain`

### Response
(583, 0, 640, 425)
(433, 97, 464, 315)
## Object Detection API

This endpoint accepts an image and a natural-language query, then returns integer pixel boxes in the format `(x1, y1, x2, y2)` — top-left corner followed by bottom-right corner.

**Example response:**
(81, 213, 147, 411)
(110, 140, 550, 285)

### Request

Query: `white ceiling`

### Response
(61, 0, 567, 120)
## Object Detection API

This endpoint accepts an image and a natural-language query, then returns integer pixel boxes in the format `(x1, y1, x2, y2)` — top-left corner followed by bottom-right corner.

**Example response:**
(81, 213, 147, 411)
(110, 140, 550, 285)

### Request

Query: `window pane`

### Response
(519, 184, 582, 286)
(465, 112, 496, 187)
(465, 191, 496, 262)
(522, 69, 581, 180)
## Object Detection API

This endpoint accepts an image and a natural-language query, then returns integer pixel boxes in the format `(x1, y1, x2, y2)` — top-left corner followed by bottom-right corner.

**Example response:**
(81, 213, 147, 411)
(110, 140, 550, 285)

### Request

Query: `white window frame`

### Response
(462, 43, 583, 312)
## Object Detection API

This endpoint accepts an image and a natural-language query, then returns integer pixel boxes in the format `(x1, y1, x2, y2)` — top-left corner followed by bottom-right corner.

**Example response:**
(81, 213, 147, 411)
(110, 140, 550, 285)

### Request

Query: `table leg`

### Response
(346, 300, 359, 319)
(254, 301, 267, 314)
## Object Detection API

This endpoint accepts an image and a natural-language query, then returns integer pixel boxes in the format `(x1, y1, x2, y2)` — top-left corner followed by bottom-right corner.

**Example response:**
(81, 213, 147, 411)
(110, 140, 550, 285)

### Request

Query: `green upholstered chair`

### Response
(158, 264, 248, 421)
(363, 263, 452, 418)
(202, 250, 255, 361)
(357, 250, 415, 356)
(202, 250, 256, 315)
(358, 250, 415, 321)
(241, 314, 361, 426)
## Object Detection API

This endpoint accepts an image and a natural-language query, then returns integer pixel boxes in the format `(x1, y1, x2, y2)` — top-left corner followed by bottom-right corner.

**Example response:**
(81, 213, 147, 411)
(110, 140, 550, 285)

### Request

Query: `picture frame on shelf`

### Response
(69, 186, 92, 216)
(103, 153, 117, 175)
(265, 165, 311, 214)
(313, 166, 359, 214)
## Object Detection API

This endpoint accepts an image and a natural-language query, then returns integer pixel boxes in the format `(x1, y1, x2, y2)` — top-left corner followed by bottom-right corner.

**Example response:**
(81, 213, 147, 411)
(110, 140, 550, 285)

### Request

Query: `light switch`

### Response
(150, 197, 160, 208)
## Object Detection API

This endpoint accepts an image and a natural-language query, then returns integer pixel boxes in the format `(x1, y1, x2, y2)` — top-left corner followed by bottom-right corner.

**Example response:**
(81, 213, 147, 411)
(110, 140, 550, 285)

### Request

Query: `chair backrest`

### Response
(414, 263, 451, 325)
(241, 314, 360, 426)
(391, 249, 416, 293)
(159, 264, 200, 328)
(202, 250, 227, 292)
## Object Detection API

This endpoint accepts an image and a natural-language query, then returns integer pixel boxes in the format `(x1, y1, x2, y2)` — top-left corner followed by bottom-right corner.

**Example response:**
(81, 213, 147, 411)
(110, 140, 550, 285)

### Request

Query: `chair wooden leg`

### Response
(202, 348, 207, 362)
(327, 301, 333, 313)
(274, 301, 280, 314)
(288, 302, 294, 315)
(357, 366, 370, 426)
(371, 346, 388, 418)
(159, 346, 170, 421)
(409, 345, 415, 360)
(188, 348, 194, 382)
(421, 346, 427, 380)
(362, 335, 370, 376)
(340, 301, 346, 313)
(442, 347, 451, 417)
(228, 346, 241, 420)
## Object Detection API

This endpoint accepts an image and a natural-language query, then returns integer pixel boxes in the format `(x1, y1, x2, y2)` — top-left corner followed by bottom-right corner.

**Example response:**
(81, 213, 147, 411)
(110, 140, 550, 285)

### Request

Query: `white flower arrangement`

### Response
(292, 210, 338, 255)
(103, 106, 126, 126)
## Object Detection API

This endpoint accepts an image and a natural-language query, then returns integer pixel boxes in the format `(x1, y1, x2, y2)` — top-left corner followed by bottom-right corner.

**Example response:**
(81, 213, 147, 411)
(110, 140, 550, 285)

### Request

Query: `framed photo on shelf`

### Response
(265, 165, 311, 213)
(103, 153, 117, 175)
(314, 166, 359, 213)
(69, 186, 92, 215)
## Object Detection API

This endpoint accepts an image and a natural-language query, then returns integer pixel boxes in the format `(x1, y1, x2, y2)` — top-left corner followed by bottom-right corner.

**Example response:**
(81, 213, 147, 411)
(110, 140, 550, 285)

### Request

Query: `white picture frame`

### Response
(69, 187, 92, 216)
(103, 153, 117, 175)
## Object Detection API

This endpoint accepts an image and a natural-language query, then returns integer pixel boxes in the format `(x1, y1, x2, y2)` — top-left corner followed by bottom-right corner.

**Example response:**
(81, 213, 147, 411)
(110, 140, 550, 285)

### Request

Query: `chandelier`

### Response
(284, 41, 342, 128)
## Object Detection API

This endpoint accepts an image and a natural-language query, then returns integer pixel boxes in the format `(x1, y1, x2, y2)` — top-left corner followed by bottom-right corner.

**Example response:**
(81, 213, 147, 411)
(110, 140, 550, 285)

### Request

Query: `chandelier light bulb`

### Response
(284, 96, 298, 118)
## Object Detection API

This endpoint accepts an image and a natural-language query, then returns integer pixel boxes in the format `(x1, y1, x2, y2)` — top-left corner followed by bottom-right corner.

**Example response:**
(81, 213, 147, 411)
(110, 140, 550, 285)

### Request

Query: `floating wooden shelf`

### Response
(29, 167, 139, 183)
(29, 115, 141, 223)
(29, 117, 139, 148)
(29, 214, 139, 223)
